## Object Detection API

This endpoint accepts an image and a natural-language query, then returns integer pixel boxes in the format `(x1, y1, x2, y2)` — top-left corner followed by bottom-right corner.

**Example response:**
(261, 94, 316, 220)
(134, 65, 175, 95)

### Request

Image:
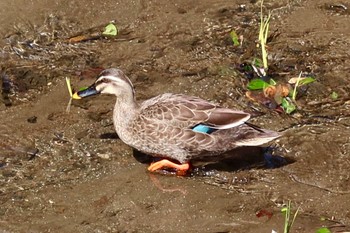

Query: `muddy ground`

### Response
(1, 0, 350, 232)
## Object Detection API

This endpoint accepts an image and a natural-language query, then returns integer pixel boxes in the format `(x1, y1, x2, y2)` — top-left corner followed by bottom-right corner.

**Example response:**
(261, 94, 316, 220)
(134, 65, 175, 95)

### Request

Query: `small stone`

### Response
(26, 148, 39, 160)
(97, 153, 110, 159)
(27, 116, 37, 123)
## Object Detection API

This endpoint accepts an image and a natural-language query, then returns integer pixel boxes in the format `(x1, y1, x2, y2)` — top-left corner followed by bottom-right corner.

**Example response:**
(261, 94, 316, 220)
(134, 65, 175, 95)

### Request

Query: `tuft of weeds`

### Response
(281, 200, 300, 233)
(259, 0, 271, 74)
(239, 1, 316, 114)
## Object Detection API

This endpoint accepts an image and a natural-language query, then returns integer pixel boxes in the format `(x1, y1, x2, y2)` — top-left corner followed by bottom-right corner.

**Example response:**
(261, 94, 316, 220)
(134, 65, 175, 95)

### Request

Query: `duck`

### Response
(72, 68, 281, 174)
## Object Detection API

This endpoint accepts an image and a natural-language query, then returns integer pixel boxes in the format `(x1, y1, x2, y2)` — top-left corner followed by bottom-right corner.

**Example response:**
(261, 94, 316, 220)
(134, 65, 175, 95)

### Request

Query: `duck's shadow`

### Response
(133, 146, 294, 173)
(205, 147, 294, 171)
(99, 132, 294, 173)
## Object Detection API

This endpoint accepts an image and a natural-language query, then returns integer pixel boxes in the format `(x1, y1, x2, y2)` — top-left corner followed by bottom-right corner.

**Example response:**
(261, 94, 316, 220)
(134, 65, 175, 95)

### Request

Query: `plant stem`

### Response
(65, 77, 73, 97)
(259, 0, 271, 72)
(292, 71, 302, 100)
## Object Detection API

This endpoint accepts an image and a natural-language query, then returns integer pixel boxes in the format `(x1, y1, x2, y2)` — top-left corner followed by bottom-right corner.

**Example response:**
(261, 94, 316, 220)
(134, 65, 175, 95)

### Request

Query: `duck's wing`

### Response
(140, 93, 250, 130)
(137, 94, 280, 163)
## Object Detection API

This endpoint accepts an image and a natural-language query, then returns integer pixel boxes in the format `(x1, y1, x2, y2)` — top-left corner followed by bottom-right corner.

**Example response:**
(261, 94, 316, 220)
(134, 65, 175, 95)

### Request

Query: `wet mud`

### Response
(1, 0, 350, 232)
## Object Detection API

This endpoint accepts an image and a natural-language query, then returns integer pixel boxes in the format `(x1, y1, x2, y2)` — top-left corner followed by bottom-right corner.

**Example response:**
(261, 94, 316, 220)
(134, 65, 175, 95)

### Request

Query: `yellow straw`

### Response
(65, 77, 73, 112)
(65, 77, 73, 97)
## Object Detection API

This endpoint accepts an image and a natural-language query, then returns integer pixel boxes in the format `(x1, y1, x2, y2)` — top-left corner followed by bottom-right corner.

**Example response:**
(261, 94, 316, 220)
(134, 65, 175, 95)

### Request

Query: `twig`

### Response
(288, 173, 350, 194)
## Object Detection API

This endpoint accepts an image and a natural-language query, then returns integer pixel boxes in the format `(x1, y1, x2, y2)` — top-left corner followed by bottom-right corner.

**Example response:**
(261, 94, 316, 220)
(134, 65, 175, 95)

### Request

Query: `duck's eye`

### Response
(99, 77, 112, 83)
(96, 78, 111, 86)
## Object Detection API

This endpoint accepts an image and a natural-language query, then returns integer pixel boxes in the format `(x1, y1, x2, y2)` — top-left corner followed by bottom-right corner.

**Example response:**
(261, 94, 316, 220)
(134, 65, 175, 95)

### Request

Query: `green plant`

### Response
(281, 200, 300, 233)
(316, 227, 331, 233)
(243, 1, 315, 115)
(230, 30, 240, 46)
(259, 0, 271, 73)
(330, 91, 338, 100)
(65, 77, 73, 112)
(102, 22, 118, 36)
(281, 98, 296, 114)
(247, 79, 271, 90)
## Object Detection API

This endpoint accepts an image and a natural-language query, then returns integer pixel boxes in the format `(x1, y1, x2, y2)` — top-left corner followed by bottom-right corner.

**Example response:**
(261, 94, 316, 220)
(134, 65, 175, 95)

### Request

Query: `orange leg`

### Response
(148, 159, 190, 175)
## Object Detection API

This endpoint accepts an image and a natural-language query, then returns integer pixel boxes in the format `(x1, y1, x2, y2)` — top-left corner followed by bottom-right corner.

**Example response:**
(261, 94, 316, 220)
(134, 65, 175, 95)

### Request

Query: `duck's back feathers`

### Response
(140, 93, 250, 130)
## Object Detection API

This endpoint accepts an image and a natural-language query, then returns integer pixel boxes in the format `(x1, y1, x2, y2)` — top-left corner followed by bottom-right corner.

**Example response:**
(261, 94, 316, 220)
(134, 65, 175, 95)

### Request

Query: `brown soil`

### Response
(1, 0, 350, 232)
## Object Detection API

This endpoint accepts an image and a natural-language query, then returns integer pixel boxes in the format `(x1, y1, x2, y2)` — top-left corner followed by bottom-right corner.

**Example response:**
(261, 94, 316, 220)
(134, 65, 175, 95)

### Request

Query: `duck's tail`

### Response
(233, 122, 281, 147)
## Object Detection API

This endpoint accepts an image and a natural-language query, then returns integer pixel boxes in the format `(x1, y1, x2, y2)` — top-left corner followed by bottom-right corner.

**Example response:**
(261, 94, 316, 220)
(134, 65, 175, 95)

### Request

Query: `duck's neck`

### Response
(113, 94, 139, 133)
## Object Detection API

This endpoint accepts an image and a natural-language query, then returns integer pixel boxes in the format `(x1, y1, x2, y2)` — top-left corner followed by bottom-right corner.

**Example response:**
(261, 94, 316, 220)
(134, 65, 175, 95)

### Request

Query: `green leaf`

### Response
(102, 23, 118, 36)
(247, 79, 270, 90)
(281, 98, 296, 114)
(252, 58, 264, 68)
(316, 227, 331, 233)
(230, 30, 240, 46)
(241, 63, 253, 72)
(298, 77, 315, 86)
(330, 91, 338, 100)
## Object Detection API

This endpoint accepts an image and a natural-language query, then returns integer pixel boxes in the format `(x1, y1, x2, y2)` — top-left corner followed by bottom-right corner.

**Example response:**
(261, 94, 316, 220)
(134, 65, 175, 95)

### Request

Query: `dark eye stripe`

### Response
(95, 78, 112, 86)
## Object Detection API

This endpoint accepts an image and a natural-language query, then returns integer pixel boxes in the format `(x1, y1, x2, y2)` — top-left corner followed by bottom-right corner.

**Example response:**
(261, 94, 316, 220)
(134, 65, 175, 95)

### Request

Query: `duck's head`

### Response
(72, 68, 135, 99)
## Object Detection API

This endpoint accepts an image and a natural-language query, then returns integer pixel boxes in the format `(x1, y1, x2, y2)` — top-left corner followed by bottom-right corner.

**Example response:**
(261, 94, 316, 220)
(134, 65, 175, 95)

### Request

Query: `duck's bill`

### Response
(72, 85, 100, 99)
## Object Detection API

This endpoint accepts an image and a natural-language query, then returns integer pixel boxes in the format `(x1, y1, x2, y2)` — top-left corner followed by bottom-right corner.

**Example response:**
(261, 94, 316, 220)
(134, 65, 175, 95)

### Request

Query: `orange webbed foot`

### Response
(148, 159, 190, 176)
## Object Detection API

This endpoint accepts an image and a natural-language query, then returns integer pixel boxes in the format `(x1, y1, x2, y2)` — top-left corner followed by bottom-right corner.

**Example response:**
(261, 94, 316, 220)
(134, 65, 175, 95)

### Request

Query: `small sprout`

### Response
(247, 79, 270, 90)
(252, 57, 264, 68)
(259, 0, 271, 70)
(281, 200, 300, 233)
(269, 78, 276, 85)
(330, 91, 338, 100)
(65, 77, 73, 113)
(65, 77, 73, 97)
(291, 71, 302, 101)
(316, 228, 331, 233)
(281, 97, 296, 114)
(103, 23, 118, 36)
(289, 75, 315, 101)
(230, 30, 240, 46)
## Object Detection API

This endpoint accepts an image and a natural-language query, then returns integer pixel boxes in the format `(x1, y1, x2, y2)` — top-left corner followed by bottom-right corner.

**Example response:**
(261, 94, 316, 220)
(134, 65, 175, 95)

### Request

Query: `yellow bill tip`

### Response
(72, 92, 82, 100)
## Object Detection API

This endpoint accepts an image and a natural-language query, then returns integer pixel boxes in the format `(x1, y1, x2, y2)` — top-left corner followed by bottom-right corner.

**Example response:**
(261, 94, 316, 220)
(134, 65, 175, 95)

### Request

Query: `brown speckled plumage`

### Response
(79, 68, 281, 164)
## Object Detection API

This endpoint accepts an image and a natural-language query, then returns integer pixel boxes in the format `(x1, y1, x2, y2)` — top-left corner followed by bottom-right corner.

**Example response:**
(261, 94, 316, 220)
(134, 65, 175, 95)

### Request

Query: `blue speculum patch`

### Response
(192, 124, 217, 134)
